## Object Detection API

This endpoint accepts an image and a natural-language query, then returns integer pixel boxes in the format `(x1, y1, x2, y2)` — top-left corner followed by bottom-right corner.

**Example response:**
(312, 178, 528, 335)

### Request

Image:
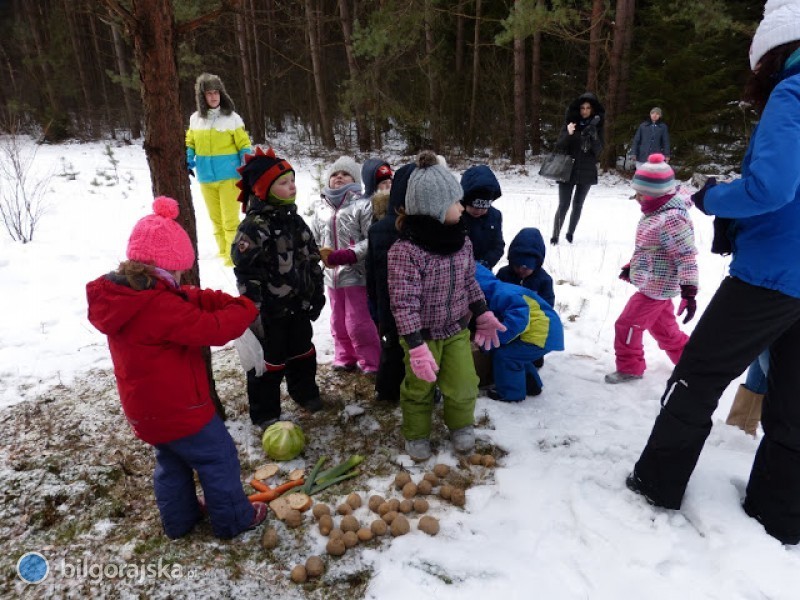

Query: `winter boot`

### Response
(725, 384, 764, 437)
(604, 371, 643, 384)
(404, 438, 432, 462)
(451, 426, 475, 454)
(247, 502, 268, 530)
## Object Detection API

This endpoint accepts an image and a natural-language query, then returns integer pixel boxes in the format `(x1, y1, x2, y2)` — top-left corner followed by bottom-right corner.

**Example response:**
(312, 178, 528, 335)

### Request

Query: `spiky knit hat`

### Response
(236, 147, 294, 211)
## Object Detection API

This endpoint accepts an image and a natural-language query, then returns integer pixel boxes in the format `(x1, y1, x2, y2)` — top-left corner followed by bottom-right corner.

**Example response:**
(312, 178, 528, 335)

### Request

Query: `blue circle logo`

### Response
(17, 552, 49, 584)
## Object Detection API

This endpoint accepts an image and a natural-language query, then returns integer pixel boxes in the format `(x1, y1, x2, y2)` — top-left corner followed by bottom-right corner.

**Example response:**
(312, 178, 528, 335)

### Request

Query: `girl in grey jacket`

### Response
(311, 156, 381, 373)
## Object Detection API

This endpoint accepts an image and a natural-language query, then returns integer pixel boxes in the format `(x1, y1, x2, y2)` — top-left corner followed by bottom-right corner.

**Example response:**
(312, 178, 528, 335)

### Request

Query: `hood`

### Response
(564, 92, 606, 125)
(381, 162, 416, 222)
(507, 227, 546, 272)
(475, 263, 499, 302)
(362, 158, 390, 197)
(195, 73, 235, 118)
(371, 190, 390, 222)
(86, 274, 164, 336)
(461, 165, 501, 206)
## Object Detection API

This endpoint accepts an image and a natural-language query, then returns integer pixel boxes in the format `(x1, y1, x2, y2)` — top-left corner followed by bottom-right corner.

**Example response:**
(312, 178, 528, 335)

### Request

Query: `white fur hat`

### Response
(327, 156, 362, 186)
(749, 0, 800, 70)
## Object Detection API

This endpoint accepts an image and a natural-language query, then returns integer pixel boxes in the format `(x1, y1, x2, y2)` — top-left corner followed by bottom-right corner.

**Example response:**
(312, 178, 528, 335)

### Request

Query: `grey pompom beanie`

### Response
(327, 156, 362, 186)
(405, 151, 463, 223)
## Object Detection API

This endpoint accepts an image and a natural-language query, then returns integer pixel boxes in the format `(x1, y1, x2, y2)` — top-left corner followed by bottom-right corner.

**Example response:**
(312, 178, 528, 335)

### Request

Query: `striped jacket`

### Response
(185, 108, 251, 184)
(630, 193, 698, 300)
(388, 237, 485, 340)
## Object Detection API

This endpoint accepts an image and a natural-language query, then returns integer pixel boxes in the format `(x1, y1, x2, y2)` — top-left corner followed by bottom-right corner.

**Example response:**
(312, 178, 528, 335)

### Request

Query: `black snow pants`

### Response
(632, 276, 800, 544)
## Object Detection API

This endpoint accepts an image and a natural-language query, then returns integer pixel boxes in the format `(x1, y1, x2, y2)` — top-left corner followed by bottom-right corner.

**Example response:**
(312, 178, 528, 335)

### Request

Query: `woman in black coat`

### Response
(550, 92, 605, 244)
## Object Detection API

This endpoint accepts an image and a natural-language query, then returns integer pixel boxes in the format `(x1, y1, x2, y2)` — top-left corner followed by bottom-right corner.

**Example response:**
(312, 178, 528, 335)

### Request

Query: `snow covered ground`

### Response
(2, 137, 798, 598)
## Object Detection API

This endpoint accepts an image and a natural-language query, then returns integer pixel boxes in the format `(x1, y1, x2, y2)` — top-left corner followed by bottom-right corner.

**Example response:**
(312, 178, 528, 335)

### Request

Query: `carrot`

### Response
(248, 478, 305, 503)
(249, 478, 271, 493)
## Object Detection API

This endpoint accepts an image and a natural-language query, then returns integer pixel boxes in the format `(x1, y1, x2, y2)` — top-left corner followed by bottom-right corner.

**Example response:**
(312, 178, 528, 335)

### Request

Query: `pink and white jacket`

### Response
(629, 192, 698, 300)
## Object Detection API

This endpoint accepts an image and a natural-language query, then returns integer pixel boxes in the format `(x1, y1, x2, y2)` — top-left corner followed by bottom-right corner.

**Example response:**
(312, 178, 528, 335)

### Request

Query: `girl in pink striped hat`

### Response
(605, 153, 699, 384)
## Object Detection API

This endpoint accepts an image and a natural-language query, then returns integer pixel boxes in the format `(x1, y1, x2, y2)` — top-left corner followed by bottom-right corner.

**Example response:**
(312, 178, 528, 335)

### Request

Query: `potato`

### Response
(433, 464, 450, 478)
(290, 564, 307, 583)
(342, 530, 359, 548)
(340, 515, 360, 533)
(357, 527, 374, 542)
(481, 454, 496, 468)
(468, 453, 483, 465)
(329, 528, 344, 540)
(382, 510, 398, 524)
(312, 504, 331, 520)
(394, 472, 412, 490)
(387, 498, 401, 512)
(390, 514, 410, 536)
(368, 494, 385, 512)
(416, 480, 432, 496)
(398, 499, 413, 514)
(377, 501, 392, 516)
(261, 527, 279, 550)
(423, 472, 439, 485)
(401, 482, 417, 499)
(318, 514, 333, 536)
(370, 519, 388, 536)
(326, 537, 346, 556)
(284, 509, 303, 528)
(450, 488, 466, 507)
(305, 556, 324, 578)
(413, 498, 429, 514)
(336, 503, 352, 515)
(439, 484, 453, 500)
(418, 515, 440, 536)
(346, 492, 363, 509)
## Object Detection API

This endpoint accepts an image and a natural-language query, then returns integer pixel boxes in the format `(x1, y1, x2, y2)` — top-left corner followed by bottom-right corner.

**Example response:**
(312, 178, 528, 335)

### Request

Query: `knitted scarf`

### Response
(399, 215, 467, 255)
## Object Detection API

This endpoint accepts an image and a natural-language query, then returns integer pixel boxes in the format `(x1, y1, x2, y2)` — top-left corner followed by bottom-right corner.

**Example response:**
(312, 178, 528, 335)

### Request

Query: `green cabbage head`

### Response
(262, 421, 305, 461)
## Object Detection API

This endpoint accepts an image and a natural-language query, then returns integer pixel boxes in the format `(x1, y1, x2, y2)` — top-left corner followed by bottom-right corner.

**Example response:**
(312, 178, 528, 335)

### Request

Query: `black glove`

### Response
(691, 177, 717, 214)
(619, 263, 631, 282)
(188, 169, 195, 178)
(678, 285, 698, 324)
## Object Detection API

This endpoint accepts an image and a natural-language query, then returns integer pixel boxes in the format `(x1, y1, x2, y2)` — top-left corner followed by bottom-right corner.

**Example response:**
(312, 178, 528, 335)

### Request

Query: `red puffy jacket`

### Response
(86, 274, 257, 445)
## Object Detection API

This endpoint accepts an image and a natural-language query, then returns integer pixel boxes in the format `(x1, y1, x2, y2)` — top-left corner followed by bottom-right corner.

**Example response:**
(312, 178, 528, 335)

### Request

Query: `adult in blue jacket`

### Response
(496, 227, 555, 308)
(475, 264, 564, 402)
(629, 108, 670, 166)
(460, 165, 505, 269)
(627, 3, 800, 546)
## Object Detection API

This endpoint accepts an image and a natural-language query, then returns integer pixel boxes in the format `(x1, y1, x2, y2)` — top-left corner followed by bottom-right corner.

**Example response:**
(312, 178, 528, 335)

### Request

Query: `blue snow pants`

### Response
(153, 415, 254, 539)
(493, 340, 548, 402)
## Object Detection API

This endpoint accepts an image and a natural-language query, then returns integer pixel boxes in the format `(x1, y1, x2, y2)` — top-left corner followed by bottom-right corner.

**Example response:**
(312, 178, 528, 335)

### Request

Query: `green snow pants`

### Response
(400, 328, 479, 440)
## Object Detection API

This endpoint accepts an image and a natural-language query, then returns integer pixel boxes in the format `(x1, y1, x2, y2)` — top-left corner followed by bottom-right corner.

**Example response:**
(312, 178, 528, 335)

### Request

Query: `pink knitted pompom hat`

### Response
(126, 196, 195, 270)
(631, 153, 676, 199)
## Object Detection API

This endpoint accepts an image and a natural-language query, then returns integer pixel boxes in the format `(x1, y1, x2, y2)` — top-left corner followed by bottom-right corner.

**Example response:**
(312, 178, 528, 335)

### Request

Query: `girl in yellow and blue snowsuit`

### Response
(475, 263, 564, 401)
(186, 73, 251, 266)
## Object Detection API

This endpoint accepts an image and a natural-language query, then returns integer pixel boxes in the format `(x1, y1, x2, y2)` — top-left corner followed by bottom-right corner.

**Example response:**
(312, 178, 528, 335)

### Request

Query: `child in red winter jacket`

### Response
(86, 196, 267, 539)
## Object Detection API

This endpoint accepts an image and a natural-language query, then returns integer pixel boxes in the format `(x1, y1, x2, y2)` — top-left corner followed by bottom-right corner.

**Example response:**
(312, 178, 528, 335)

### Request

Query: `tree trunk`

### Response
(89, 9, 117, 138)
(455, 0, 465, 76)
(468, 0, 482, 149)
(587, 0, 604, 93)
(304, 0, 335, 149)
(247, 0, 264, 141)
(424, 0, 439, 149)
(512, 1, 526, 165)
(618, 1, 636, 117)
(111, 22, 142, 139)
(602, 0, 631, 169)
(101, 0, 226, 419)
(529, 0, 543, 154)
(337, 0, 371, 151)
(63, 0, 94, 135)
(235, 11, 257, 142)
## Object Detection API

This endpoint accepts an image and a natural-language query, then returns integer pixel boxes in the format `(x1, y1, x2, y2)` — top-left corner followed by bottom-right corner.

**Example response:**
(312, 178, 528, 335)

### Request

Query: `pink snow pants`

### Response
(328, 285, 381, 372)
(614, 291, 689, 376)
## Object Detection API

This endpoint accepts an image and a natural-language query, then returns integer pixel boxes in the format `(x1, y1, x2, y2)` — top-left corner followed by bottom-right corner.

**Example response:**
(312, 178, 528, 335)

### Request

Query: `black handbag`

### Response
(539, 153, 575, 182)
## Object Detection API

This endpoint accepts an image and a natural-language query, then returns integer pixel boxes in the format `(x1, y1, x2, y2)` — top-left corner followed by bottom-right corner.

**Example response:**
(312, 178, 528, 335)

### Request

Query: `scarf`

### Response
(639, 192, 675, 214)
(322, 182, 362, 208)
(399, 215, 467, 255)
(153, 267, 179, 288)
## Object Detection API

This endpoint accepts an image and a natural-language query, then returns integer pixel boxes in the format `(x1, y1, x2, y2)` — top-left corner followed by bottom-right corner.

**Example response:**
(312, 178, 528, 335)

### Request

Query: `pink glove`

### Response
(326, 249, 357, 266)
(474, 311, 507, 351)
(408, 344, 438, 382)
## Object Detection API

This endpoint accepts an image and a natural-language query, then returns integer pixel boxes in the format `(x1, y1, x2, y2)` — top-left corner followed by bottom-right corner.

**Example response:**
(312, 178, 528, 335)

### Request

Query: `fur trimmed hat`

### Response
(194, 73, 235, 117)
(405, 150, 463, 223)
(461, 165, 501, 209)
(236, 147, 294, 210)
(750, 0, 800, 70)
(327, 156, 362, 186)
(127, 197, 195, 271)
(631, 153, 676, 198)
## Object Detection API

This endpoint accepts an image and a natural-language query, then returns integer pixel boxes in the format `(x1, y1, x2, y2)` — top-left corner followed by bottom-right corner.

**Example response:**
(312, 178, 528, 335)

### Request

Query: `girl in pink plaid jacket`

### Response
(606, 154, 699, 384)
